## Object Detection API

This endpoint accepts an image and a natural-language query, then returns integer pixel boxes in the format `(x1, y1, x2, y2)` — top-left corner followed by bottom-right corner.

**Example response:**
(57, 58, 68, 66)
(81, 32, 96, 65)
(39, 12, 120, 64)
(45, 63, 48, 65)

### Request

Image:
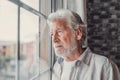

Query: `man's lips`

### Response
(55, 45, 63, 48)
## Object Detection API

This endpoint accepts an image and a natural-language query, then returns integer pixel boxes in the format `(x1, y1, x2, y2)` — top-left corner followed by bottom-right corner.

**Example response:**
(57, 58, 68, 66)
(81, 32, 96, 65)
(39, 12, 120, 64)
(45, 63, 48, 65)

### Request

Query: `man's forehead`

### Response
(53, 19, 67, 25)
(50, 19, 68, 30)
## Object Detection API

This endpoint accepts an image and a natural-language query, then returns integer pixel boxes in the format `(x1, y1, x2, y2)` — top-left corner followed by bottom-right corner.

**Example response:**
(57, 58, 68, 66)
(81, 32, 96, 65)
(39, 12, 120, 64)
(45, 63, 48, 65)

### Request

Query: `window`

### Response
(0, 0, 17, 80)
(0, 0, 52, 80)
(0, 0, 87, 80)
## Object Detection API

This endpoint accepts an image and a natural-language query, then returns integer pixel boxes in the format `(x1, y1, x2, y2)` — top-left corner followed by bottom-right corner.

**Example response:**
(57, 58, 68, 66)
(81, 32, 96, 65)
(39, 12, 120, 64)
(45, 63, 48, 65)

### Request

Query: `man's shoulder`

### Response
(91, 53, 111, 66)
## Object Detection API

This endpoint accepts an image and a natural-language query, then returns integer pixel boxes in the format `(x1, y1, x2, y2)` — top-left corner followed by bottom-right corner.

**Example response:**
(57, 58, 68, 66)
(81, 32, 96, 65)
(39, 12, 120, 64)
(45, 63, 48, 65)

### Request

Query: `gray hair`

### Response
(47, 9, 87, 48)
(47, 9, 85, 30)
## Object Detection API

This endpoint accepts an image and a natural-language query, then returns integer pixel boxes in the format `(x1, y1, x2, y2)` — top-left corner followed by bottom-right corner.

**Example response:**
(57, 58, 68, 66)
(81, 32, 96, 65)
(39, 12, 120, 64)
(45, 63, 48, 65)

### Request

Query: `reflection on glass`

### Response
(34, 0, 52, 80)
(0, 0, 17, 80)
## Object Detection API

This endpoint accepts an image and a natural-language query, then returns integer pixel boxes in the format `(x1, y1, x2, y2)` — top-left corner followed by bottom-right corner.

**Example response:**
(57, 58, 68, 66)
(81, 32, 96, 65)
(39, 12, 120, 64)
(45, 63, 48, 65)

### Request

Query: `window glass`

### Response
(20, 8, 39, 80)
(37, 17, 51, 80)
(37, 0, 52, 80)
(54, 0, 63, 10)
(0, 0, 17, 80)
(21, 0, 39, 10)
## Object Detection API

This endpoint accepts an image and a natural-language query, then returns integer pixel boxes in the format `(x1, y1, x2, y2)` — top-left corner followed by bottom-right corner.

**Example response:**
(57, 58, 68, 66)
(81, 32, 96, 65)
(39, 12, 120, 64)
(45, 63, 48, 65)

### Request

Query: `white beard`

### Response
(54, 37, 77, 58)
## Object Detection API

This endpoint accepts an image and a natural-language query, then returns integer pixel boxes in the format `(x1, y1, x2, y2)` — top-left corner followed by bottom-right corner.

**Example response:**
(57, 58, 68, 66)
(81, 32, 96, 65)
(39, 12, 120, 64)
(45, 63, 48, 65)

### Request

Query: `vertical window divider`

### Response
(38, 0, 41, 79)
(16, 0, 20, 80)
(50, 0, 56, 80)
(49, 18, 53, 80)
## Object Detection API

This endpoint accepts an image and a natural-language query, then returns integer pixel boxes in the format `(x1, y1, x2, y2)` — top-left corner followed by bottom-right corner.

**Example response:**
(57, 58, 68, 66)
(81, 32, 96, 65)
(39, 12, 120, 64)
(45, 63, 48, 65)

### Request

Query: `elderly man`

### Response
(47, 9, 120, 80)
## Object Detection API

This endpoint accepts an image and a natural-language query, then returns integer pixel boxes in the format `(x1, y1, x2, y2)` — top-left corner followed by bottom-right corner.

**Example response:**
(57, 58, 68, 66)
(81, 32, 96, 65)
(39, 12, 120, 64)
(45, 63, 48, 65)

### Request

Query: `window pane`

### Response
(20, 8, 39, 80)
(54, 0, 63, 10)
(36, 0, 52, 80)
(21, 0, 39, 10)
(0, 0, 17, 80)
(39, 17, 51, 80)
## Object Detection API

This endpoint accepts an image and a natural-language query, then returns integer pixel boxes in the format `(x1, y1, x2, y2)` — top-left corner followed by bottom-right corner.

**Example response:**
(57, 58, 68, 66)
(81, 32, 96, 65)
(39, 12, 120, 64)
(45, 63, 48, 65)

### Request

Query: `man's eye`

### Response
(57, 30, 63, 33)
(57, 31, 64, 36)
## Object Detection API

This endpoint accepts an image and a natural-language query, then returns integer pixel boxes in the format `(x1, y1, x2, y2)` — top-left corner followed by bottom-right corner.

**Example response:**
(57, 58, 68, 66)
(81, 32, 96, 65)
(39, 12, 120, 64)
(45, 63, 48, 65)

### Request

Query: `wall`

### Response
(86, 0, 120, 70)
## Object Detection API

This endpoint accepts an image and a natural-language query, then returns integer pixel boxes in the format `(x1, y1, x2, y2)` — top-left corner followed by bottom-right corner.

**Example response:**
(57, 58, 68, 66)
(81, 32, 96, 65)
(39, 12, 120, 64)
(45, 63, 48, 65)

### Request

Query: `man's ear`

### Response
(75, 27, 82, 40)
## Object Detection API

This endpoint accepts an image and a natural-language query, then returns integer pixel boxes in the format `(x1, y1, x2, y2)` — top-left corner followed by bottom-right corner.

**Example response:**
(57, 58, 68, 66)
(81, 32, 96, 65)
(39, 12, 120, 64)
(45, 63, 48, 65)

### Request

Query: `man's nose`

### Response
(52, 33, 59, 43)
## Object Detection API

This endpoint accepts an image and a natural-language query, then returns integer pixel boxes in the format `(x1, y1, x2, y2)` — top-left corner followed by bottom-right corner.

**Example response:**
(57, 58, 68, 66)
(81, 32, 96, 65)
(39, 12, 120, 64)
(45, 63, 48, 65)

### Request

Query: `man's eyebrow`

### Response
(56, 26, 66, 30)
(57, 28, 62, 30)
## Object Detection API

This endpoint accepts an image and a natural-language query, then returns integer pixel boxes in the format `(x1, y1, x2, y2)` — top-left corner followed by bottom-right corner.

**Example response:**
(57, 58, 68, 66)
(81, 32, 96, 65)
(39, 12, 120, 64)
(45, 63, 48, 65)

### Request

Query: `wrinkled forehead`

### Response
(49, 19, 69, 31)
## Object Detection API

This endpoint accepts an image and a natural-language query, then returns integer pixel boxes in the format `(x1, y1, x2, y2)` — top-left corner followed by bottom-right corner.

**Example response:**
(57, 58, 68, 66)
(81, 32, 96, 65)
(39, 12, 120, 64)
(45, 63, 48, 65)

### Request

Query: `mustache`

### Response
(53, 42, 62, 46)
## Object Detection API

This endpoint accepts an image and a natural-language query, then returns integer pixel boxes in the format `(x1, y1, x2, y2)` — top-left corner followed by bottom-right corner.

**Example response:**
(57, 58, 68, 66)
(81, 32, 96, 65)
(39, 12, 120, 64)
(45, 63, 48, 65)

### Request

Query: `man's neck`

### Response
(65, 48, 84, 61)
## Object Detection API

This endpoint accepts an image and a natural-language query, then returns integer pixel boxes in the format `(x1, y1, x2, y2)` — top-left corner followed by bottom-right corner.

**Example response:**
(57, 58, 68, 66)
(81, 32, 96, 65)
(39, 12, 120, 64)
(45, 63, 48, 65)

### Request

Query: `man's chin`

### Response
(55, 52, 70, 58)
(55, 52, 65, 57)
